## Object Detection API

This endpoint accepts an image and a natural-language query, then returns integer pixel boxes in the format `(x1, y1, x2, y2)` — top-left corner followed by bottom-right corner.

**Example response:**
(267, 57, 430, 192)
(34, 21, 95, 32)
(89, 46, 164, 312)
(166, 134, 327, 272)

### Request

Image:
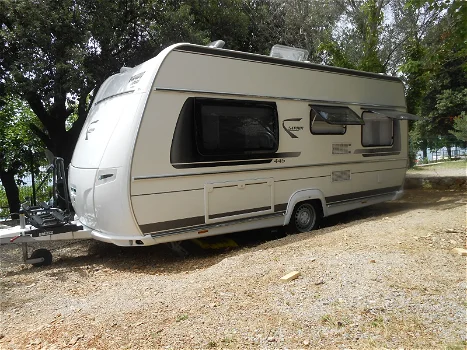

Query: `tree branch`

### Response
(29, 123, 53, 151)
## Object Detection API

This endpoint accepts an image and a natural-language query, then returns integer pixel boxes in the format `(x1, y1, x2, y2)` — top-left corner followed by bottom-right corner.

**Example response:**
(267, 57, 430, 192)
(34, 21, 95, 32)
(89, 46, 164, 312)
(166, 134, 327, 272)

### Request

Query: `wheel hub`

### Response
(295, 206, 313, 230)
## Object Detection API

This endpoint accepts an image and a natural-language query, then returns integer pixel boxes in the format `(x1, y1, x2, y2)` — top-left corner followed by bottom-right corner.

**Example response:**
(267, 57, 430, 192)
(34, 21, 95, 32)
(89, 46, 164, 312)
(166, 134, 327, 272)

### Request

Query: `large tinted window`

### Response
(195, 99, 278, 156)
(362, 112, 393, 146)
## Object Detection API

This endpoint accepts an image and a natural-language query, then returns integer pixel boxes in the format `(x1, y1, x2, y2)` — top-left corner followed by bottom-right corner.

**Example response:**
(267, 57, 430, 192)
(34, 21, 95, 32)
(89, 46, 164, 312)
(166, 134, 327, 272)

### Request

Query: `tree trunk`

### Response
(0, 169, 20, 219)
(422, 139, 428, 159)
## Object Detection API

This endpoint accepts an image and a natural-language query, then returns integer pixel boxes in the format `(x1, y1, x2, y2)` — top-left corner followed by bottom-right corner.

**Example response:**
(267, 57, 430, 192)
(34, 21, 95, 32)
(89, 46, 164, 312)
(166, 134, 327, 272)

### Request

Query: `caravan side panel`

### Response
(129, 45, 409, 242)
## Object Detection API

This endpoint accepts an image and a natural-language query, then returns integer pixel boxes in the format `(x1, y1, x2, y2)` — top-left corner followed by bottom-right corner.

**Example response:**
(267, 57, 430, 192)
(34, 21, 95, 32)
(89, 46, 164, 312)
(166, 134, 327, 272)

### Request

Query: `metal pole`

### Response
(31, 151, 36, 206)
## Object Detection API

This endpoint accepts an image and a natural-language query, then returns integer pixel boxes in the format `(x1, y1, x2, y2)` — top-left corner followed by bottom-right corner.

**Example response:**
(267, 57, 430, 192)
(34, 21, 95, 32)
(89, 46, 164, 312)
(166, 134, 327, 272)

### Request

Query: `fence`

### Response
(0, 171, 53, 221)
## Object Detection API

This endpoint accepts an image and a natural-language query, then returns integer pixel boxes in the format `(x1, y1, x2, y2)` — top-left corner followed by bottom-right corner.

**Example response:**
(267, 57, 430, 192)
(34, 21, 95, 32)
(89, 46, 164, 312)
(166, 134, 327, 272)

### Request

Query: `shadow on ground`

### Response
(2, 189, 465, 277)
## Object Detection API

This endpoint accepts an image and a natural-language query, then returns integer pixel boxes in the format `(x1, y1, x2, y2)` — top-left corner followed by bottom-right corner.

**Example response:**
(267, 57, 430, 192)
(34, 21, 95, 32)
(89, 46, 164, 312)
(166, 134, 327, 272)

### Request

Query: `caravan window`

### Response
(309, 105, 364, 125)
(194, 98, 279, 156)
(310, 109, 346, 135)
(361, 112, 393, 146)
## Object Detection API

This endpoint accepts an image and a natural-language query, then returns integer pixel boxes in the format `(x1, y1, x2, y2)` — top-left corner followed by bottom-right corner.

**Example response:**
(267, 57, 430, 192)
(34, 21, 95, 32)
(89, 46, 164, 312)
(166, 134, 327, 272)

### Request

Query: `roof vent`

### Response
(270, 44, 309, 62)
(207, 40, 225, 48)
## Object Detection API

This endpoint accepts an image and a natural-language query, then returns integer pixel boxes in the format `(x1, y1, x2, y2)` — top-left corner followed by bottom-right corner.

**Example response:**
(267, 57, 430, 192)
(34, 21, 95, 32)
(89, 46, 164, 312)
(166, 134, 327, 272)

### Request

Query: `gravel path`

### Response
(0, 189, 466, 349)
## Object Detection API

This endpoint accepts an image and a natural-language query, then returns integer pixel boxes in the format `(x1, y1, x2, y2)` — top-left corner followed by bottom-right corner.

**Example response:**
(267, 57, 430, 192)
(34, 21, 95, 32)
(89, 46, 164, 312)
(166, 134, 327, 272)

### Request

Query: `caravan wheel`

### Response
(30, 249, 53, 267)
(289, 202, 320, 233)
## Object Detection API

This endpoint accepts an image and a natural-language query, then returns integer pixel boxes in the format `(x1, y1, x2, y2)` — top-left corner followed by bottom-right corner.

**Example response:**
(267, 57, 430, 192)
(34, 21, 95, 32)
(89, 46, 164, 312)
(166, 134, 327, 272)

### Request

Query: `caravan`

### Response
(67, 42, 417, 247)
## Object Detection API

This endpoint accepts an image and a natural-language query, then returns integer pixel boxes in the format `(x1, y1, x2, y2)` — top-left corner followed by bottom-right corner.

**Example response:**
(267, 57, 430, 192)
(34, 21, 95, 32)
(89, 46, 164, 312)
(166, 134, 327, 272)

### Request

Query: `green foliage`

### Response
(450, 112, 467, 141)
(0, 96, 45, 174)
(401, 0, 467, 155)
(0, 185, 52, 219)
(317, 0, 406, 73)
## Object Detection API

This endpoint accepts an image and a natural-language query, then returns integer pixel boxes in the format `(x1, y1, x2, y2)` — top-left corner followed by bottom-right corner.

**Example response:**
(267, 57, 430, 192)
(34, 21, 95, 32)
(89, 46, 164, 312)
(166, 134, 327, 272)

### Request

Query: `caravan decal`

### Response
(282, 118, 303, 138)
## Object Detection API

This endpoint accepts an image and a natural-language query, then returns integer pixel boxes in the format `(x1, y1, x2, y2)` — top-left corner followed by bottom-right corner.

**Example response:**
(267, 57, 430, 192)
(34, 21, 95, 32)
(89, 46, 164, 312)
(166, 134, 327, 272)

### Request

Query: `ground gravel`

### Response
(0, 189, 466, 349)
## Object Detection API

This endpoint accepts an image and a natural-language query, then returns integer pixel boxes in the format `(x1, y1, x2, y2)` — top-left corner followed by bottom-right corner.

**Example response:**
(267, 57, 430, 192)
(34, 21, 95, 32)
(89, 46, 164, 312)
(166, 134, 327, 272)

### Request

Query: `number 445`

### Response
(274, 158, 285, 163)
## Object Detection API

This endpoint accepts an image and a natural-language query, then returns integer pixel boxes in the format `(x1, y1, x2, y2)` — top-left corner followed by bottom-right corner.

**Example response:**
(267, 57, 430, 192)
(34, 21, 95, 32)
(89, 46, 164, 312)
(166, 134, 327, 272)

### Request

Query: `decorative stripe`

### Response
(171, 152, 301, 169)
(209, 206, 271, 219)
(325, 186, 400, 204)
(172, 159, 271, 169)
(362, 152, 400, 157)
(139, 205, 288, 234)
(150, 212, 285, 238)
(274, 203, 288, 212)
(139, 186, 400, 234)
(139, 216, 205, 233)
(133, 158, 406, 180)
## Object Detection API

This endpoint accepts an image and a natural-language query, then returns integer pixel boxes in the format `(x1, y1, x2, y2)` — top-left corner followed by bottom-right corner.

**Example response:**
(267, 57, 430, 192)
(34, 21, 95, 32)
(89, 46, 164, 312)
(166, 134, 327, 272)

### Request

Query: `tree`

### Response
(450, 112, 467, 142)
(319, 0, 389, 72)
(415, 1, 467, 157)
(318, 0, 444, 74)
(400, 0, 466, 158)
(0, 96, 44, 218)
(0, 0, 208, 171)
(241, 0, 342, 61)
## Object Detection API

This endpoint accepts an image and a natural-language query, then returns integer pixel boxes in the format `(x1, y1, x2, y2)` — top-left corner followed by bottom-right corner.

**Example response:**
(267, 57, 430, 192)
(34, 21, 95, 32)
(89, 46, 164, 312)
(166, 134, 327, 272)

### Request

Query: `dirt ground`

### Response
(0, 189, 466, 350)
(406, 161, 467, 177)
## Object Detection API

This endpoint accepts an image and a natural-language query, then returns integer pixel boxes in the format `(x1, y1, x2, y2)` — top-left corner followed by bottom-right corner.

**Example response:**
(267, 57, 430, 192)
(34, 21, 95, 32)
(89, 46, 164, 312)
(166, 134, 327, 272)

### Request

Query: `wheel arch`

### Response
(283, 189, 327, 226)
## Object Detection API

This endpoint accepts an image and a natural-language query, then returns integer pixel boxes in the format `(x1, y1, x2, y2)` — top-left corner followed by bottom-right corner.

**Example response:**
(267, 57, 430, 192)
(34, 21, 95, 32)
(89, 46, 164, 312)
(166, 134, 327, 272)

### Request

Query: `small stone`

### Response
(280, 271, 301, 282)
(449, 240, 457, 245)
(315, 280, 325, 285)
(303, 339, 310, 346)
(267, 336, 275, 342)
(451, 248, 467, 256)
(370, 259, 376, 263)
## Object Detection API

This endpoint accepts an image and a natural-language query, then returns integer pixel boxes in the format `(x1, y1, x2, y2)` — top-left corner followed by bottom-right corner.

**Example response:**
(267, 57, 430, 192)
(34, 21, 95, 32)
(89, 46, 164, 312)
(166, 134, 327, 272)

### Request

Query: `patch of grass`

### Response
(319, 314, 348, 328)
(176, 314, 188, 322)
(207, 340, 217, 348)
(370, 316, 385, 328)
(445, 340, 467, 350)
(221, 336, 234, 344)
(412, 159, 467, 171)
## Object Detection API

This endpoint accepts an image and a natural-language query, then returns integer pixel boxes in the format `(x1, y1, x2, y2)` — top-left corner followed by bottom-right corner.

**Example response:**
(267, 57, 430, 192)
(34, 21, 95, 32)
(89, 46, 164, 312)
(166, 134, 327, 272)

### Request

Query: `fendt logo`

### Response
(282, 118, 303, 138)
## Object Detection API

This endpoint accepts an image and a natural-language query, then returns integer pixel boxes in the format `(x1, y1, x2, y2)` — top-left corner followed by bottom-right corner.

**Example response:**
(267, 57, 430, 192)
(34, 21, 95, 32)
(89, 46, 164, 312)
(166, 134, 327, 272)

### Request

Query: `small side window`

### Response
(361, 111, 393, 147)
(310, 109, 346, 135)
(309, 105, 364, 125)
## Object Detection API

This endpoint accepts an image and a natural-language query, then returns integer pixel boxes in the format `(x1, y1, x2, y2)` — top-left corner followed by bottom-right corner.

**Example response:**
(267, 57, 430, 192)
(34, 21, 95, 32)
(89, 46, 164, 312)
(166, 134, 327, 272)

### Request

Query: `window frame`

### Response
(361, 111, 394, 147)
(309, 104, 364, 125)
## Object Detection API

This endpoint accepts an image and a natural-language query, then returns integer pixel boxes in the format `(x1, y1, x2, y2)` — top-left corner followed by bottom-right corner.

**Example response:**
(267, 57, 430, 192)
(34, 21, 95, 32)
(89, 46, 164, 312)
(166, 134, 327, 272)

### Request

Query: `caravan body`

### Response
(69, 43, 416, 247)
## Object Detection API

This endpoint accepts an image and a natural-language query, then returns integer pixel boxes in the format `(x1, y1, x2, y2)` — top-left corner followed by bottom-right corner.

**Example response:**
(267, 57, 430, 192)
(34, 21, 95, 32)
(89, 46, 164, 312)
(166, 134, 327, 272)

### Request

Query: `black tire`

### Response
(288, 201, 320, 234)
(30, 249, 53, 267)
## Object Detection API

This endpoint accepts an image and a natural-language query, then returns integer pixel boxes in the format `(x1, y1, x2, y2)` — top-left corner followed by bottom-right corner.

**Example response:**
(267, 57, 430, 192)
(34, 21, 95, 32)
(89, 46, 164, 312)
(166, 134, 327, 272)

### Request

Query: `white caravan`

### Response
(68, 42, 418, 247)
